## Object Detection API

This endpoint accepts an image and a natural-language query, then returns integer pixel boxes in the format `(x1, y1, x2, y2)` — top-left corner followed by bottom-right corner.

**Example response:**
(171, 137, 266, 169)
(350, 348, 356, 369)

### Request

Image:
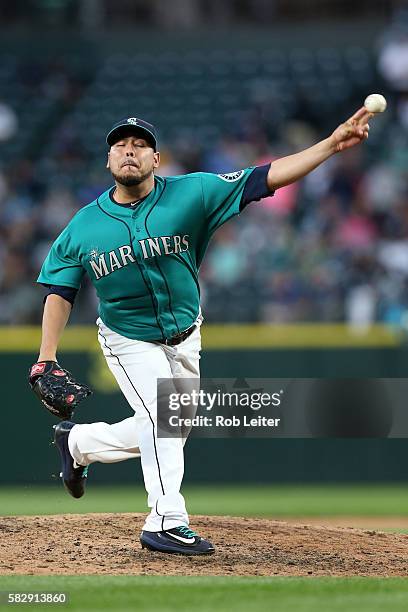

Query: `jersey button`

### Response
(135, 226, 140, 232)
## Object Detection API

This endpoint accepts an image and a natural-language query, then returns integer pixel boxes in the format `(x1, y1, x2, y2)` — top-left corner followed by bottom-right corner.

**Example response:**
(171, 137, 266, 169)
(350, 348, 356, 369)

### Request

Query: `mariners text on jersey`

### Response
(89, 235, 190, 280)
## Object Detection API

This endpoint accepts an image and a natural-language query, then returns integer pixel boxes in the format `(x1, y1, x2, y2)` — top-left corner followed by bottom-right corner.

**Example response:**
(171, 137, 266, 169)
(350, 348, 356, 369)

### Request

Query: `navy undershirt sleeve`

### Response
(42, 284, 78, 306)
(240, 163, 274, 211)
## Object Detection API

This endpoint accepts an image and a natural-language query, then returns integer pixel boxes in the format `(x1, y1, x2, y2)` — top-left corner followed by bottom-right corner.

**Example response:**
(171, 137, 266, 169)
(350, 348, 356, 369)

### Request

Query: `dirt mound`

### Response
(1, 514, 408, 577)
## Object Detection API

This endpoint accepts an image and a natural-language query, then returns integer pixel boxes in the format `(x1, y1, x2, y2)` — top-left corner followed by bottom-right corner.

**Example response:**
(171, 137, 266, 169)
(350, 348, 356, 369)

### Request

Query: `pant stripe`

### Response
(97, 327, 166, 498)
(155, 500, 165, 531)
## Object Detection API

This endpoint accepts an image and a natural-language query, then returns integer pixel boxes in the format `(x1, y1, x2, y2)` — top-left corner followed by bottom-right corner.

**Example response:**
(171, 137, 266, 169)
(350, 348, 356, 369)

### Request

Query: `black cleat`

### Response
(53, 421, 88, 499)
(140, 526, 215, 556)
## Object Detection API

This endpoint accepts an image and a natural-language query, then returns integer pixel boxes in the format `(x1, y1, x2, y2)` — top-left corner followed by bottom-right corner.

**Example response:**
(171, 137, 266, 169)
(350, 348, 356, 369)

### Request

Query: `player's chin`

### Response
(114, 171, 145, 187)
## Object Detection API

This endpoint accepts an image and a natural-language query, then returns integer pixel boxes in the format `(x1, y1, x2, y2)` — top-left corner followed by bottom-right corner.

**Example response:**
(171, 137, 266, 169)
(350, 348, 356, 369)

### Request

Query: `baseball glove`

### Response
(28, 361, 92, 419)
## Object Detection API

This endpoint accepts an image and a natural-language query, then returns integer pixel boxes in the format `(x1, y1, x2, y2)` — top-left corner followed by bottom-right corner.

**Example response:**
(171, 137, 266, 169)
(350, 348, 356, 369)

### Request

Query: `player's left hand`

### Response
(330, 107, 373, 153)
(28, 360, 93, 419)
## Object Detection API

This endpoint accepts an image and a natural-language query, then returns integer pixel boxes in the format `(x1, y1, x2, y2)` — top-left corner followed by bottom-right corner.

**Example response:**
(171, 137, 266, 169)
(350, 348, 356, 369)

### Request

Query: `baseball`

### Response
(364, 93, 387, 113)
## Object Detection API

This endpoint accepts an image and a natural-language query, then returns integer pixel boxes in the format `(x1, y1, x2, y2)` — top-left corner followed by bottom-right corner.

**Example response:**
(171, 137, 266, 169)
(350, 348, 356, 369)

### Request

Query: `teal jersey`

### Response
(38, 168, 265, 341)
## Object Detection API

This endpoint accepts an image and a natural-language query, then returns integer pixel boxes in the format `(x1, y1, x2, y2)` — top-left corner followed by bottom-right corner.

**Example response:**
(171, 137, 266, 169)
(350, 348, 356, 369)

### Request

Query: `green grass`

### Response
(2, 484, 408, 518)
(0, 576, 408, 612)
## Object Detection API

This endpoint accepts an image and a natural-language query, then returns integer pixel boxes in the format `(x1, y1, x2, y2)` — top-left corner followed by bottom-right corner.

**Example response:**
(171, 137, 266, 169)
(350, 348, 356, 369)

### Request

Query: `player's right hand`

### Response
(330, 107, 373, 153)
(28, 360, 92, 419)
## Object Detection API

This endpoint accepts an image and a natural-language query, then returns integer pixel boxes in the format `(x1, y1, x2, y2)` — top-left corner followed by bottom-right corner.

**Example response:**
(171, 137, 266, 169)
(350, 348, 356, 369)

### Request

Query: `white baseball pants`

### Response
(67, 315, 202, 532)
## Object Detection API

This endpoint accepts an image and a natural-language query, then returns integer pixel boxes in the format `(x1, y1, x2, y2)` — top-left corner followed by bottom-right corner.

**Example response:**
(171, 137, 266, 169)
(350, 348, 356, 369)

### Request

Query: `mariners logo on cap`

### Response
(127, 118, 139, 125)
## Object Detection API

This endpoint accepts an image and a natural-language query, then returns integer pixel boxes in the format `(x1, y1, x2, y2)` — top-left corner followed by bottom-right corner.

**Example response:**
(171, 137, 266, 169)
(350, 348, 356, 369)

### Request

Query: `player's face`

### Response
(107, 136, 160, 186)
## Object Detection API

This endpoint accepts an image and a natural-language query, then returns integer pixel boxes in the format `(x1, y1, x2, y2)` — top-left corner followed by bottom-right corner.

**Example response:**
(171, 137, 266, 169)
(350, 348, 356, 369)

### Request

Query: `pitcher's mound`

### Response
(1, 513, 408, 576)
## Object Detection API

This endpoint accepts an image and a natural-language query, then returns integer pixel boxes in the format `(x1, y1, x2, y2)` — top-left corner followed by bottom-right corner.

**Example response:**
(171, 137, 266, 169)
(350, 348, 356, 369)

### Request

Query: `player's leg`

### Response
(62, 317, 214, 553)
(139, 320, 213, 554)
(86, 318, 187, 531)
(68, 416, 140, 464)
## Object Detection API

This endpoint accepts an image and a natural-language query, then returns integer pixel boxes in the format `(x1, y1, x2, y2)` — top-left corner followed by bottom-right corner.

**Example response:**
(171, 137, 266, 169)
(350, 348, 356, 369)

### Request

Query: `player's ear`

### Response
(153, 151, 160, 169)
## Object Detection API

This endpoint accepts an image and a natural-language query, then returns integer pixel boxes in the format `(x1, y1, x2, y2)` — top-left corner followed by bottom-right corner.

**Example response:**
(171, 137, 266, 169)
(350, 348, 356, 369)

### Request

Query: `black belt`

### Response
(157, 324, 196, 346)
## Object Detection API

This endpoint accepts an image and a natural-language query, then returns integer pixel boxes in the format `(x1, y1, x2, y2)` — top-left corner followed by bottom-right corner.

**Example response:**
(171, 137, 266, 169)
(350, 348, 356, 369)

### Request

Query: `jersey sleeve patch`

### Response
(217, 170, 245, 182)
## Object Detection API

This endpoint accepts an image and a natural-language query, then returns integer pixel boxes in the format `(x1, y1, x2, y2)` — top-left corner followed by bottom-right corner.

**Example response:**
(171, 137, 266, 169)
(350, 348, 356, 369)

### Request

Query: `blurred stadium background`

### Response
(1, 0, 408, 498)
(2, 0, 408, 327)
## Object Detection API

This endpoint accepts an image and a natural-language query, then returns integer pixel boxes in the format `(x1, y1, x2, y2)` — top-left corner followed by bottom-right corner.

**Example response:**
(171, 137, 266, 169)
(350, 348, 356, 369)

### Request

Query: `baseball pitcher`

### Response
(29, 109, 372, 555)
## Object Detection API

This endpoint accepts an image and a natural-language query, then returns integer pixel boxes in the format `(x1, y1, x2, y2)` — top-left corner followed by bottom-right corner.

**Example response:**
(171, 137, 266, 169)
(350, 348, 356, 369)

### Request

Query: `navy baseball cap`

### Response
(106, 117, 157, 150)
